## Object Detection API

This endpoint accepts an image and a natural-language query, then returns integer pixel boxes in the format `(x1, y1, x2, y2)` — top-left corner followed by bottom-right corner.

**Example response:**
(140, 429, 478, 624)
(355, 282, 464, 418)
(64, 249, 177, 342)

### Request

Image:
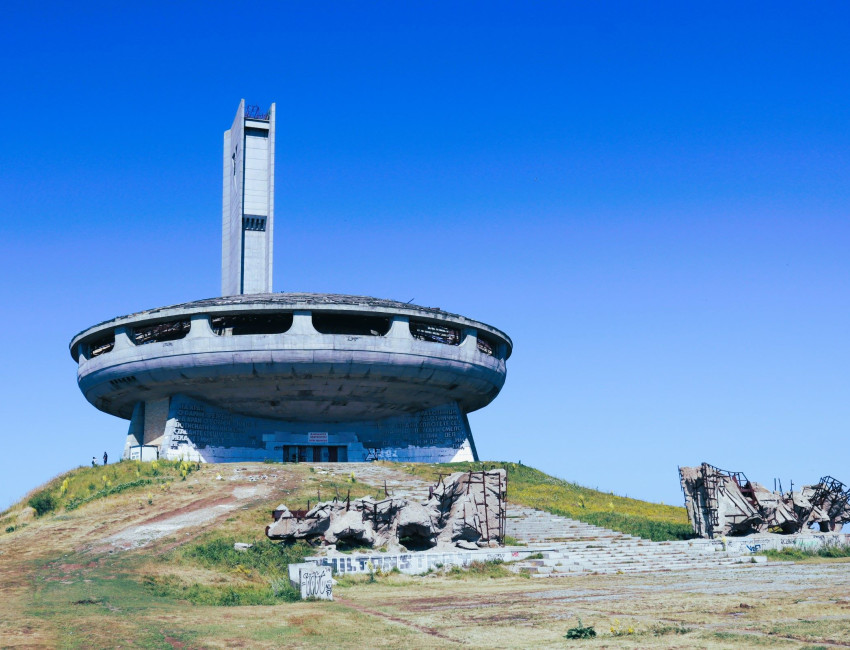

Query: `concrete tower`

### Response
(222, 100, 276, 295)
(72, 99, 511, 465)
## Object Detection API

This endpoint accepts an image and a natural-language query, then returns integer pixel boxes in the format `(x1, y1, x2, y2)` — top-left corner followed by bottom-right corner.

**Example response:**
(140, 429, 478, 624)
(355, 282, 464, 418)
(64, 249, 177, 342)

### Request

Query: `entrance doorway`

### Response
(281, 445, 348, 462)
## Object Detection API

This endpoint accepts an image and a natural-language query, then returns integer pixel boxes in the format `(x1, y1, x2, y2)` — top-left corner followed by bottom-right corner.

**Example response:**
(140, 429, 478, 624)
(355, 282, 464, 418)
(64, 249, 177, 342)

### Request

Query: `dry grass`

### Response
(394, 461, 694, 540)
(1, 461, 849, 647)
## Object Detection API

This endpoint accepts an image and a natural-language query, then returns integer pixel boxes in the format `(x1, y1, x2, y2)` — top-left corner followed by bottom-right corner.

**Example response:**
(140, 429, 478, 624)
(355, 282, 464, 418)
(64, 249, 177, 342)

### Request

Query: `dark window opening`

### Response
(242, 215, 266, 232)
(410, 320, 461, 346)
(109, 375, 137, 388)
(89, 332, 115, 357)
(211, 313, 292, 336)
(477, 332, 497, 357)
(132, 319, 190, 345)
(312, 313, 390, 336)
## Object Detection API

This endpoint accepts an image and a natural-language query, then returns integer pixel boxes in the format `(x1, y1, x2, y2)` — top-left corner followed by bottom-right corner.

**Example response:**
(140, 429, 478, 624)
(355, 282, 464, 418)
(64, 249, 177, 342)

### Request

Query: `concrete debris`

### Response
(233, 542, 253, 552)
(266, 469, 507, 550)
(680, 463, 850, 538)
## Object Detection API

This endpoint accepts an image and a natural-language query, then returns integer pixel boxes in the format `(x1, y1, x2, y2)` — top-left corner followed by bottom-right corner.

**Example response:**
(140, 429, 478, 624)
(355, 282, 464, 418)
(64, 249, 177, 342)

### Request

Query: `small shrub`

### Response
(565, 618, 596, 639)
(28, 491, 57, 517)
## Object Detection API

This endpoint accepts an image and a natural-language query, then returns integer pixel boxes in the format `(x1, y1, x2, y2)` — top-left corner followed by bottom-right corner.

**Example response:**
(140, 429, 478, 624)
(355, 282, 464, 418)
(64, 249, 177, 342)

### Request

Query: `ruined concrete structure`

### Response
(70, 100, 511, 463)
(266, 470, 507, 551)
(679, 463, 850, 538)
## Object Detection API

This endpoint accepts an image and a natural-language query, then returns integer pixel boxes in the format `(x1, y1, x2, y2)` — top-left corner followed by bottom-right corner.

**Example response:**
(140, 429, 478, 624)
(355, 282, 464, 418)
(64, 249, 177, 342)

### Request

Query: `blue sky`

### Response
(1, 2, 848, 509)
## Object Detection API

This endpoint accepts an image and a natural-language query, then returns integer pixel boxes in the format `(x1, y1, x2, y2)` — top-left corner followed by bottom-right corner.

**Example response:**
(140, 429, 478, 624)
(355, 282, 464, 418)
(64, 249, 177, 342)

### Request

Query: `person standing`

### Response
(91, 456, 97, 467)
(103, 451, 108, 465)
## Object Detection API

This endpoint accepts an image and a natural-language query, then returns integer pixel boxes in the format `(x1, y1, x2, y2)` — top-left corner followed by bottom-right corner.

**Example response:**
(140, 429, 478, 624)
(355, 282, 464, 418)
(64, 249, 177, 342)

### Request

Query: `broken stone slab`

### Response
(455, 540, 478, 550)
(324, 509, 376, 547)
(233, 542, 253, 552)
(267, 469, 507, 550)
(680, 464, 850, 538)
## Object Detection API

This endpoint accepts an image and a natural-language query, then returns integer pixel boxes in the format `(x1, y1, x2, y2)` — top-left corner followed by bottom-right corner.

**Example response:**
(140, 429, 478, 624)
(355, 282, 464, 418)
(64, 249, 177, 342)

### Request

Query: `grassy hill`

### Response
(0, 459, 691, 647)
(395, 461, 693, 541)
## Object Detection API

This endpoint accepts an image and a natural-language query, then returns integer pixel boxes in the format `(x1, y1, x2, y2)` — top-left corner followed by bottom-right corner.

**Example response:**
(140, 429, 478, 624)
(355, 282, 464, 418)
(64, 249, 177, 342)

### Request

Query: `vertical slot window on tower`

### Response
(242, 215, 266, 231)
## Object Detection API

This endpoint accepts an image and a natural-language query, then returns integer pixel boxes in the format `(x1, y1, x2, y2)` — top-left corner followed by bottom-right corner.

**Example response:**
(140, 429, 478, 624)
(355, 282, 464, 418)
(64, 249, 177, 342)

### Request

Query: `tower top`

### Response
(222, 99, 276, 296)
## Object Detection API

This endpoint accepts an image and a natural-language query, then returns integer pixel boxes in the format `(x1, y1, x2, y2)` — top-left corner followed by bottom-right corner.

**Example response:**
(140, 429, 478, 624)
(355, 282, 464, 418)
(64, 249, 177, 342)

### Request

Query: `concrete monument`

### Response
(70, 100, 512, 463)
(679, 463, 850, 538)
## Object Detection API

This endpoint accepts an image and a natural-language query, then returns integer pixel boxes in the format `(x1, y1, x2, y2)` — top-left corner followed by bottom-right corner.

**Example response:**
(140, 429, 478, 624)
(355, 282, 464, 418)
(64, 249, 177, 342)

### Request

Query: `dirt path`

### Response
(92, 483, 269, 551)
(334, 594, 464, 644)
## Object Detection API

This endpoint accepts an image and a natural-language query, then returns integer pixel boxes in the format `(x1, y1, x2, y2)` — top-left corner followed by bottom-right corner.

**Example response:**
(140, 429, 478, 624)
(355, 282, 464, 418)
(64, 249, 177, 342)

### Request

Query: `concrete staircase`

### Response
(506, 505, 753, 577)
(311, 465, 761, 577)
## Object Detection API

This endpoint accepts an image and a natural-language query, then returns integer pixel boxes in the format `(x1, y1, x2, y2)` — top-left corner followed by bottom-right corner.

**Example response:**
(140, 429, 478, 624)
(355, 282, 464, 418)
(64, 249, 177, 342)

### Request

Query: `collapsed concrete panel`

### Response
(680, 464, 850, 538)
(266, 469, 507, 551)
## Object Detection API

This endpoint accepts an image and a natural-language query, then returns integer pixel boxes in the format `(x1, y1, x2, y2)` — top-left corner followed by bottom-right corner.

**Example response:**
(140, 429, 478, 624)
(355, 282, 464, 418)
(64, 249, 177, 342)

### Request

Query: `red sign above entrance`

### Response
(308, 431, 329, 443)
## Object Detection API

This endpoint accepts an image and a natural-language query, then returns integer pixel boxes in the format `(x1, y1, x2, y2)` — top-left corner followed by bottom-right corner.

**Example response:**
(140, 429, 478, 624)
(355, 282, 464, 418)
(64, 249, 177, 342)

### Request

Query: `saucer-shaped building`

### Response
(70, 101, 511, 463)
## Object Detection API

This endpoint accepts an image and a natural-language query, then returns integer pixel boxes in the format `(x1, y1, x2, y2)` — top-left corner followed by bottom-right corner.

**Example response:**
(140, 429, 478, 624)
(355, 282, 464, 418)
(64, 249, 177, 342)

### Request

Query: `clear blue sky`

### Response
(1, 1, 848, 510)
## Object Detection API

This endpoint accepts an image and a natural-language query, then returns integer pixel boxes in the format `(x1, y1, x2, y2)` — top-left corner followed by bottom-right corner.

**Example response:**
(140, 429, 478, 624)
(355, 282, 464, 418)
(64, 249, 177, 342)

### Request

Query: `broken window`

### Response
(132, 319, 190, 345)
(211, 313, 293, 336)
(477, 332, 498, 357)
(89, 331, 115, 357)
(410, 320, 461, 345)
(312, 313, 390, 336)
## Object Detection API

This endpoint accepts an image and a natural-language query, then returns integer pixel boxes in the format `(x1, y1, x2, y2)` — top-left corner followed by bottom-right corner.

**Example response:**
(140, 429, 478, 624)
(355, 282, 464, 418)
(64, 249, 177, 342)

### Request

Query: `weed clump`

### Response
(565, 618, 596, 639)
(651, 623, 693, 636)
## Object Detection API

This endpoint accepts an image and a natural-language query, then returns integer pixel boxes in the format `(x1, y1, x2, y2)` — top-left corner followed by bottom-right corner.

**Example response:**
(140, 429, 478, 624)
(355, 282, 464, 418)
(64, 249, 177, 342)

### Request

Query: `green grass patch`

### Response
(758, 543, 850, 561)
(447, 559, 515, 579)
(651, 623, 694, 636)
(13, 459, 202, 517)
(143, 535, 315, 605)
(180, 536, 312, 577)
(142, 574, 297, 606)
(64, 478, 154, 511)
(396, 461, 693, 541)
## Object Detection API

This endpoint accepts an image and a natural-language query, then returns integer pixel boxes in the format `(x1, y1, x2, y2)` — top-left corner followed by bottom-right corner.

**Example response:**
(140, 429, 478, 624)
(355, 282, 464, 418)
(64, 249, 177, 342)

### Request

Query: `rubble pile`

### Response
(679, 463, 850, 538)
(266, 469, 507, 551)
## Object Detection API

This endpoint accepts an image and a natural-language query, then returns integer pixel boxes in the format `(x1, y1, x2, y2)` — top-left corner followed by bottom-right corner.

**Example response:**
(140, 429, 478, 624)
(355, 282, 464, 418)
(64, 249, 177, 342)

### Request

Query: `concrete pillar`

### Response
(142, 397, 170, 448)
(123, 402, 144, 459)
(186, 313, 213, 339)
(290, 310, 317, 335)
(113, 326, 134, 350)
(460, 327, 478, 350)
(387, 315, 410, 339)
